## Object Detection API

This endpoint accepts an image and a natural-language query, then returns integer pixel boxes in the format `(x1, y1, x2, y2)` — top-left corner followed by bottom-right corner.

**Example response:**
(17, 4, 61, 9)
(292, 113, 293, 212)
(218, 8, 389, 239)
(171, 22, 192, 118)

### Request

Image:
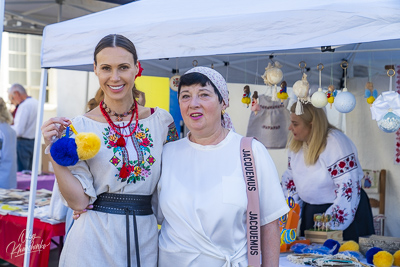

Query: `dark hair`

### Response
(94, 34, 138, 65)
(252, 91, 258, 99)
(178, 72, 223, 103)
(94, 34, 140, 98)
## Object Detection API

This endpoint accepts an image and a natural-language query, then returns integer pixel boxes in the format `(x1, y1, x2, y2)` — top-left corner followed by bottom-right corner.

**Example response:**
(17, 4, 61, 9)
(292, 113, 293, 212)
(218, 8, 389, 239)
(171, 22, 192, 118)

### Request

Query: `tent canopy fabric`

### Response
(40, 0, 400, 87)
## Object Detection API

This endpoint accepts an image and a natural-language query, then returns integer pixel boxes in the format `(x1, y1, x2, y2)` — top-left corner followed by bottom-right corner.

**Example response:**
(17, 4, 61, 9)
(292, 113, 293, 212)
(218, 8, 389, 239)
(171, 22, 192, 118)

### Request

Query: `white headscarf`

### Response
(184, 67, 234, 130)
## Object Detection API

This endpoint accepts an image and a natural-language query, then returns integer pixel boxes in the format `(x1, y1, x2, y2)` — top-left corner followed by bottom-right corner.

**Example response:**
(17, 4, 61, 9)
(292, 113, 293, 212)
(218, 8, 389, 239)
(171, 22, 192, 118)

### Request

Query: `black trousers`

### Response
(300, 188, 375, 242)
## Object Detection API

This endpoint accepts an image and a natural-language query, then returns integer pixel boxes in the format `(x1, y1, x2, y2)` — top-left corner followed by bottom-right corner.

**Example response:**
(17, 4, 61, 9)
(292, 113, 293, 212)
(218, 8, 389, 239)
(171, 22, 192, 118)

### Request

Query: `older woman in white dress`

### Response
(157, 67, 289, 267)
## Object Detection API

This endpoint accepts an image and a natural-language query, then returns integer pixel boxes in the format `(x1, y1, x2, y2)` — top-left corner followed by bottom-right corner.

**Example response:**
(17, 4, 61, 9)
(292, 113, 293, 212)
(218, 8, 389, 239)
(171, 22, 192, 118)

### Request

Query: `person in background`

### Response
(0, 97, 17, 189)
(8, 83, 38, 171)
(157, 67, 289, 266)
(41, 34, 178, 267)
(281, 102, 374, 242)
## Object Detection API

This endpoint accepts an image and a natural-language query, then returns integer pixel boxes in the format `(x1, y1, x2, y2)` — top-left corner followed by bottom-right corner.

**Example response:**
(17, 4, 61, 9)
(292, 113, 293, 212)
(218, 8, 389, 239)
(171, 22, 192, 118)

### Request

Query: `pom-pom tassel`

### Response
(295, 99, 303, 115)
(119, 162, 130, 179)
(116, 136, 126, 147)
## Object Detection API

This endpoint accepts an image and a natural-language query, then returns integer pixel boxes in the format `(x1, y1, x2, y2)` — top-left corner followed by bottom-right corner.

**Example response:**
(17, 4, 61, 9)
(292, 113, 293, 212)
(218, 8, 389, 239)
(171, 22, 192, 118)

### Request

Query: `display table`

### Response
(17, 172, 55, 191)
(0, 214, 65, 267)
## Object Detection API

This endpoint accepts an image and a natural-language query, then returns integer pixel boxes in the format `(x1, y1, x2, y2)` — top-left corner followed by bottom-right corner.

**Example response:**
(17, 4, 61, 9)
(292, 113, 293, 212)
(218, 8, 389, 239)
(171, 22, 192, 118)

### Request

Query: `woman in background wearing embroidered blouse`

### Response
(157, 67, 289, 266)
(41, 34, 178, 267)
(281, 102, 374, 242)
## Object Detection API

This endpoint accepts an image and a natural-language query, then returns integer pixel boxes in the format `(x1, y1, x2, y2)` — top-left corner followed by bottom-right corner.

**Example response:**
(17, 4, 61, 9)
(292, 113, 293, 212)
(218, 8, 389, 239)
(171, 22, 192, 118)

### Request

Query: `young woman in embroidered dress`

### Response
(156, 67, 289, 267)
(281, 102, 374, 242)
(41, 34, 178, 267)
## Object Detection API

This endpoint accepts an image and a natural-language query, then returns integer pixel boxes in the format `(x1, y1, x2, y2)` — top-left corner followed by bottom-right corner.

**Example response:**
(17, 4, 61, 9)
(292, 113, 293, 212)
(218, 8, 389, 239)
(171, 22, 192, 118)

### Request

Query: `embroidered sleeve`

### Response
(281, 156, 302, 207)
(325, 153, 361, 230)
(166, 122, 179, 143)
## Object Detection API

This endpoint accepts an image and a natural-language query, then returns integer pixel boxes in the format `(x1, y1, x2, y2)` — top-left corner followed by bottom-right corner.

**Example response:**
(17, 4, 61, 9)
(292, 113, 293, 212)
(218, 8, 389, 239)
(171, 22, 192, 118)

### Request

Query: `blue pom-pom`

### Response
(50, 137, 79, 166)
(323, 239, 340, 255)
(366, 247, 383, 264)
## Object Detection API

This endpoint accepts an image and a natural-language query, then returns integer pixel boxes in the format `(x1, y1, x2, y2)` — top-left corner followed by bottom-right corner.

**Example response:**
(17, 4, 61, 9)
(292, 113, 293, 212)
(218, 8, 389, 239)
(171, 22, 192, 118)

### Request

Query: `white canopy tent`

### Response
(24, 0, 400, 265)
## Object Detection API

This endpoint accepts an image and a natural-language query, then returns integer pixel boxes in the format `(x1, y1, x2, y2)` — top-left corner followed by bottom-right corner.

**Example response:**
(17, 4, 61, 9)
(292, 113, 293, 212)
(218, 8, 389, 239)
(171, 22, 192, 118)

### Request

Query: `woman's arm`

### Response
(323, 131, 363, 231)
(42, 117, 90, 210)
(261, 219, 280, 267)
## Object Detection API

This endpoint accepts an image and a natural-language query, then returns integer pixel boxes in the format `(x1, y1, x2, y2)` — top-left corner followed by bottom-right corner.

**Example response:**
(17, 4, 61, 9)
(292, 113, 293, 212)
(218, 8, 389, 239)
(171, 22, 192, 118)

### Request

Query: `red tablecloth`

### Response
(0, 214, 65, 267)
(17, 172, 55, 191)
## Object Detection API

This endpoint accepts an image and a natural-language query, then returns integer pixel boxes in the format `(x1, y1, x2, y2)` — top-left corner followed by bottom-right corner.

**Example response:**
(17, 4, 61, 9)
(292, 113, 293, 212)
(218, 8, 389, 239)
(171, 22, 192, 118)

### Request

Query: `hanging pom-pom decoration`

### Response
(50, 126, 79, 166)
(116, 136, 126, 147)
(267, 61, 284, 102)
(371, 68, 400, 133)
(334, 61, 356, 113)
(326, 85, 337, 108)
(50, 123, 101, 166)
(364, 82, 378, 106)
(277, 81, 289, 104)
(241, 85, 251, 108)
(311, 63, 328, 108)
(119, 162, 130, 179)
(261, 62, 273, 86)
(292, 61, 310, 115)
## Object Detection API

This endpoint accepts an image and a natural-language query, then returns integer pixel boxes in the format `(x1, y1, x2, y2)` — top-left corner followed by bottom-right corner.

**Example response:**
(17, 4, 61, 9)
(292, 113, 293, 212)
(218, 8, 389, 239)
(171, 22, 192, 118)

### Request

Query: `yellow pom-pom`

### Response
(394, 250, 400, 266)
(373, 251, 394, 267)
(328, 96, 334, 103)
(367, 96, 375, 104)
(338, 240, 359, 252)
(277, 92, 288, 100)
(75, 132, 101, 160)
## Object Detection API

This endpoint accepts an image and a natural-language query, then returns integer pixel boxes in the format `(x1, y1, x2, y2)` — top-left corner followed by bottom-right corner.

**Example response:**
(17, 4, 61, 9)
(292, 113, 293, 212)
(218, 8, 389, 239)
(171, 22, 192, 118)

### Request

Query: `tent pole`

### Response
(23, 68, 48, 267)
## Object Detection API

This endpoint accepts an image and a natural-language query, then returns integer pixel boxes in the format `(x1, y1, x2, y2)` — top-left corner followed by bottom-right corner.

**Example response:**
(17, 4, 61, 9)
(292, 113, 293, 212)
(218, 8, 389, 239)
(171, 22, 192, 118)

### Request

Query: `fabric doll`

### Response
(242, 85, 251, 108)
(251, 91, 261, 115)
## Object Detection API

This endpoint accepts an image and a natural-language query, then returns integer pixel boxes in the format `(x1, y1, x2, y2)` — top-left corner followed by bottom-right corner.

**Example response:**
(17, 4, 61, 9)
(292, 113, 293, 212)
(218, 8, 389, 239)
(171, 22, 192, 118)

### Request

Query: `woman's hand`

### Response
(41, 117, 71, 146)
(73, 205, 93, 220)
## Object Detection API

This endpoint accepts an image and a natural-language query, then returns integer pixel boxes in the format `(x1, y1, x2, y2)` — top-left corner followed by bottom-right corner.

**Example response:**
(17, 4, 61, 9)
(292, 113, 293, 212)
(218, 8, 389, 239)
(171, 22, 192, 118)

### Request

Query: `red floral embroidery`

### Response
(285, 179, 296, 194)
(341, 180, 353, 201)
(327, 153, 358, 179)
(331, 205, 349, 226)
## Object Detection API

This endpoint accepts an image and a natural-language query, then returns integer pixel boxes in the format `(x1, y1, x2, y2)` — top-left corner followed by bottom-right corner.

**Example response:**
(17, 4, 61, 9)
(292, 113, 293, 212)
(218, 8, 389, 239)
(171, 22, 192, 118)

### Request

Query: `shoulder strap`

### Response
(150, 107, 155, 114)
(240, 137, 261, 267)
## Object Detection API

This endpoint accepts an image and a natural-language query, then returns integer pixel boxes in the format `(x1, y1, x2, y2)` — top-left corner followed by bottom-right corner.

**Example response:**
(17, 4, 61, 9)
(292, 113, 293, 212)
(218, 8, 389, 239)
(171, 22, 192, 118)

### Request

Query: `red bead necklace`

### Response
(100, 100, 139, 137)
(100, 100, 139, 180)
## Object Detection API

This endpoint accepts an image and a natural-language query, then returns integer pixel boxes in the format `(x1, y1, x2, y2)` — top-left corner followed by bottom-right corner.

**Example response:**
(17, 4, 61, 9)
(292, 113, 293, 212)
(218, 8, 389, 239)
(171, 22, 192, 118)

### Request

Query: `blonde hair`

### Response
(288, 102, 337, 165)
(0, 98, 13, 124)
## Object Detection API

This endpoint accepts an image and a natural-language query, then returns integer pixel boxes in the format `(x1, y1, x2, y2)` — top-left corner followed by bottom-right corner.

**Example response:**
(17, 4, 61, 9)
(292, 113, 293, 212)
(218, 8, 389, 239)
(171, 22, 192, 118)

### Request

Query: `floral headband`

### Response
(185, 66, 234, 129)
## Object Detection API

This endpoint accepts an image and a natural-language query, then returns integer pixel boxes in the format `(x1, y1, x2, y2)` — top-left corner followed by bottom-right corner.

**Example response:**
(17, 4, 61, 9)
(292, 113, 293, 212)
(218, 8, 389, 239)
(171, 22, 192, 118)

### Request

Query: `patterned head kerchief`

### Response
(184, 67, 234, 129)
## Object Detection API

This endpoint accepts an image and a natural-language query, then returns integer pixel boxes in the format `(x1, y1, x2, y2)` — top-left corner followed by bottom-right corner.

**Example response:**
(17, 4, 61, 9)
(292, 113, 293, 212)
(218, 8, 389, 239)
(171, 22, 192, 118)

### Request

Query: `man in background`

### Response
(8, 83, 38, 171)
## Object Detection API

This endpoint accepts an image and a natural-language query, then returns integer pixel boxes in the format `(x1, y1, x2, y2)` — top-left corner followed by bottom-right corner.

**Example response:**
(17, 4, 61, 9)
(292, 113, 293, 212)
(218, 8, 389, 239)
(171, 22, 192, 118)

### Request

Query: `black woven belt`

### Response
(92, 193, 153, 267)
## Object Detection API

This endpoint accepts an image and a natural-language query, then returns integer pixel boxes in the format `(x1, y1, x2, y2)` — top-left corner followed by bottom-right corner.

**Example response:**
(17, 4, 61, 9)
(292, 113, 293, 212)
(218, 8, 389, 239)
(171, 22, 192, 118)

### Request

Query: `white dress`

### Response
(157, 130, 289, 267)
(58, 108, 177, 267)
(281, 129, 363, 230)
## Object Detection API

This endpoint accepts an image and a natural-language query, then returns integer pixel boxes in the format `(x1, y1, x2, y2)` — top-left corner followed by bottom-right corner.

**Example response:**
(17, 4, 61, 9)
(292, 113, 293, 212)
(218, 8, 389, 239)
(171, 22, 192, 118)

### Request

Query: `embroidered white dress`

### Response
(157, 130, 289, 267)
(57, 108, 177, 267)
(281, 129, 363, 230)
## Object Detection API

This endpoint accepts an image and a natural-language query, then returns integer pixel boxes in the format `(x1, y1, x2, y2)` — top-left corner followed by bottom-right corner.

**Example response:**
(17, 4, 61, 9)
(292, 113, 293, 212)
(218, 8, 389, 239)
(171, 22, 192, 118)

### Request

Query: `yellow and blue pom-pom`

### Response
(323, 239, 340, 255)
(50, 126, 79, 166)
(338, 240, 359, 252)
(76, 132, 101, 160)
(50, 124, 101, 166)
(394, 250, 400, 266)
(366, 247, 383, 264)
(373, 251, 394, 267)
